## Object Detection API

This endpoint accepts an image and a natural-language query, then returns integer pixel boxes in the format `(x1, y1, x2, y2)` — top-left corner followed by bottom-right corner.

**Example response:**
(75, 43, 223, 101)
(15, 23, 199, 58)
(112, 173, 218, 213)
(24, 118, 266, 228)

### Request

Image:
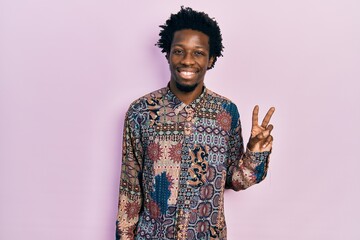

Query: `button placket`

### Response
(184, 106, 195, 136)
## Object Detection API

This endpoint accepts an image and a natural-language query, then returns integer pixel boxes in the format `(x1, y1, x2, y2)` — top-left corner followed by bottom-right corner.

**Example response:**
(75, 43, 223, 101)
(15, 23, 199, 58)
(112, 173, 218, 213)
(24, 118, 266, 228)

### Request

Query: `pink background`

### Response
(1, 0, 359, 239)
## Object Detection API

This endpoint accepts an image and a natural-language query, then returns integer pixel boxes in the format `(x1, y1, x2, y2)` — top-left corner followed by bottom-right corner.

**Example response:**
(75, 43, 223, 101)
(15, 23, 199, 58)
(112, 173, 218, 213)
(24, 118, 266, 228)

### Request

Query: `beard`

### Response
(175, 81, 198, 93)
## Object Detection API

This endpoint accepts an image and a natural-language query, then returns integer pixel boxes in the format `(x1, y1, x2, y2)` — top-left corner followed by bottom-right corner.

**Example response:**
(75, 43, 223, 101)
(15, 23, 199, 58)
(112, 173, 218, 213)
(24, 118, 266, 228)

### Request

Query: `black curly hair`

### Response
(156, 6, 224, 69)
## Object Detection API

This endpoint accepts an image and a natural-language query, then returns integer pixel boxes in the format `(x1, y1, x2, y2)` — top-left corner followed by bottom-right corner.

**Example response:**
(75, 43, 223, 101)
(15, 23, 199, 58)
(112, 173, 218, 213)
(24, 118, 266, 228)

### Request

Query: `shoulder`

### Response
(206, 88, 241, 130)
(125, 87, 167, 121)
(128, 87, 167, 110)
(206, 88, 239, 113)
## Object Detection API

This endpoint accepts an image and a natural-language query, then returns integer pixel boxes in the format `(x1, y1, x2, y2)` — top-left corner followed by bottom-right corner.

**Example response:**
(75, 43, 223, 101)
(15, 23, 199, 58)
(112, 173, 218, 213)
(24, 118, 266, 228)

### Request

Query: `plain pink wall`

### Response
(1, 0, 359, 239)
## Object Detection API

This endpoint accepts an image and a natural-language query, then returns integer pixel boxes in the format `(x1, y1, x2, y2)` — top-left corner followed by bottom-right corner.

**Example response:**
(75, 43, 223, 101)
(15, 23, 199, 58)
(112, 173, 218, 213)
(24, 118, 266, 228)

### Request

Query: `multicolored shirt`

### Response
(116, 86, 270, 240)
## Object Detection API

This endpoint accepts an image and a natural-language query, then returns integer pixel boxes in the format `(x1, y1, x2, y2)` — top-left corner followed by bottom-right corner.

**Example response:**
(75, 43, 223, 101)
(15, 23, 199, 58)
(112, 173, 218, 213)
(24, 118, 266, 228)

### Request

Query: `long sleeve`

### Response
(116, 106, 144, 240)
(225, 105, 270, 191)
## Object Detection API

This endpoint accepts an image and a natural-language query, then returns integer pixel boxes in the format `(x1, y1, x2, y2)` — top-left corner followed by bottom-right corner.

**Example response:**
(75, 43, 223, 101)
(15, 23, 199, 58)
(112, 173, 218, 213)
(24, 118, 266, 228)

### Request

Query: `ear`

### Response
(207, 57, 215, 69)
(166, 53, 170, 63)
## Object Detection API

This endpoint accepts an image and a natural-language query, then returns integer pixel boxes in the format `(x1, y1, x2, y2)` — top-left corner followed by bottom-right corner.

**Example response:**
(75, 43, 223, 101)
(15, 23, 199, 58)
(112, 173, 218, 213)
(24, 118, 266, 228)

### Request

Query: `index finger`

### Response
(252, 105, 259, 127)
(261, 107, 275, 128)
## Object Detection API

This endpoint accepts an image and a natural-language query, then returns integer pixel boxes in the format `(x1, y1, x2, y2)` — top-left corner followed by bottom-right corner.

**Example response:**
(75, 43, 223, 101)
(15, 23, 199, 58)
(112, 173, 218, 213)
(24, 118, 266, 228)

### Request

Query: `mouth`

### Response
(177, 68, 198, 79)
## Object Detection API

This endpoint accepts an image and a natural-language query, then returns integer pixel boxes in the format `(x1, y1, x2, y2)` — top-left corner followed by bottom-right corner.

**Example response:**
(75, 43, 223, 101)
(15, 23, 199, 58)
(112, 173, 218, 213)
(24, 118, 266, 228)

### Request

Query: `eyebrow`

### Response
(172, 44, 208, 49)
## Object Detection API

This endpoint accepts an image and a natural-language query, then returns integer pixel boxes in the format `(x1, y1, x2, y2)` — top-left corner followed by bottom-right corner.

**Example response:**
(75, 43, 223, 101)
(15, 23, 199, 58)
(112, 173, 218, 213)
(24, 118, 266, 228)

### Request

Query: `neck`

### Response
(169, 81, 204, 105)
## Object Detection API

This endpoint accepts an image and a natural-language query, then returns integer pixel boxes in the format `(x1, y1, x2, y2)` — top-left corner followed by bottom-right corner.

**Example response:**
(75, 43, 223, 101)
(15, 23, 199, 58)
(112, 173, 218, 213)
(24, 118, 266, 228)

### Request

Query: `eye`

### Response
(194, 51, 205, 56)
(172, 49, 183, 55)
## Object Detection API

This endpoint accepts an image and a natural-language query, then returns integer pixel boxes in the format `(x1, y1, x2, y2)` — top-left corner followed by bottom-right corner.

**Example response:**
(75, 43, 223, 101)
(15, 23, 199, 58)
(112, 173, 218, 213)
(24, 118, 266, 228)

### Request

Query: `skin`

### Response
(167, 29, 214, 105)
(247, 105, 275, 152)
(167, 29, 275, 152)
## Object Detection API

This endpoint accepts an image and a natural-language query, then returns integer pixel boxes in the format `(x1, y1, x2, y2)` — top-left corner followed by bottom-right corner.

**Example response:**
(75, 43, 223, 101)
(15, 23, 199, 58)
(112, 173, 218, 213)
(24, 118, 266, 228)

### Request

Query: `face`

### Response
(168, 29, 214, 93)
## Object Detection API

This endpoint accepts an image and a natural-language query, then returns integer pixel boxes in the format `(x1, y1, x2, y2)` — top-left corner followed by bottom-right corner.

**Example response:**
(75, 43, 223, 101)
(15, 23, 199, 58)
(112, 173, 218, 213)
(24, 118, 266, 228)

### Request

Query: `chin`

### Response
(175, 81, 198, 92)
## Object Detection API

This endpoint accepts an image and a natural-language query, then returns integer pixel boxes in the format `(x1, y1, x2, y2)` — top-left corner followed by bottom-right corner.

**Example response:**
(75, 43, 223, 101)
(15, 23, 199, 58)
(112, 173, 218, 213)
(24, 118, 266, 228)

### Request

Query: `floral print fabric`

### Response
(116, 86, 270, 240)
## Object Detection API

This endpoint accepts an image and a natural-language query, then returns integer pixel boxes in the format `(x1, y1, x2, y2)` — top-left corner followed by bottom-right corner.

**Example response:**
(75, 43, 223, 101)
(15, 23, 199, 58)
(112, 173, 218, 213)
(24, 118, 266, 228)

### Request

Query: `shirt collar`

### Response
(165, 83, 207, 115)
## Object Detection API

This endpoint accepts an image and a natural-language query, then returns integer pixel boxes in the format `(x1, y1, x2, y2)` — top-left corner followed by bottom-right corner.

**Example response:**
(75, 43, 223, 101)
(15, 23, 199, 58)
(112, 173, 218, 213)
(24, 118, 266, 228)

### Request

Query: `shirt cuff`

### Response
(245, 148, 271, 163)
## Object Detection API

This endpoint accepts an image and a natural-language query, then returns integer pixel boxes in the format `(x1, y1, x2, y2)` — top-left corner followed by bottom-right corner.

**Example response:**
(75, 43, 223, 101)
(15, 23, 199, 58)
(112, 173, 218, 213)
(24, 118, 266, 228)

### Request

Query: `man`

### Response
(116, 6, 275, 240)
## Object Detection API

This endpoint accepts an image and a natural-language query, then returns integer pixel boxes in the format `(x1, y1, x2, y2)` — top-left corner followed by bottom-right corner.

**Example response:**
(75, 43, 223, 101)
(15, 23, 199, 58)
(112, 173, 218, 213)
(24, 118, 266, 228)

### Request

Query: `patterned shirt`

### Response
(116, 86, 270, 240)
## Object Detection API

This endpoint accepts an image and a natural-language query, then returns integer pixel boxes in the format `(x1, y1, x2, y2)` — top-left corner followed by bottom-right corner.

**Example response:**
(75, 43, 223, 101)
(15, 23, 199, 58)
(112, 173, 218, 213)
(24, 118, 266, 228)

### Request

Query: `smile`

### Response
(177, 69, 198, 79)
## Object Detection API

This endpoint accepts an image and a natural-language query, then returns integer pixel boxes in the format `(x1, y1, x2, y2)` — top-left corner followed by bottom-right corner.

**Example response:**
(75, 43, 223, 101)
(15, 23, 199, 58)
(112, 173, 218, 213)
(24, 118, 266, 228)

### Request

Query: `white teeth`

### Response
(178, 69, 196, 79)
(180, 71, 195, 76)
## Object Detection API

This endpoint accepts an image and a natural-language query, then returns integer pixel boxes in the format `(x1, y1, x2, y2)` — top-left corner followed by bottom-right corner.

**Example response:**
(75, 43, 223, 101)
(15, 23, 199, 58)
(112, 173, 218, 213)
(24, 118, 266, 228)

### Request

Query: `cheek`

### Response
(169, 56, 180, 66)
(200, 60, 211, 70)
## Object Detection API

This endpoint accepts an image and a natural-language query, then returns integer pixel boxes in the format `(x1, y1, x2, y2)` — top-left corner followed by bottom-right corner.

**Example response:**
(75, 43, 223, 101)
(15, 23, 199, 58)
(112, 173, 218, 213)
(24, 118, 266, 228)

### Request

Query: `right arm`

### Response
(116, 106, 144, 240)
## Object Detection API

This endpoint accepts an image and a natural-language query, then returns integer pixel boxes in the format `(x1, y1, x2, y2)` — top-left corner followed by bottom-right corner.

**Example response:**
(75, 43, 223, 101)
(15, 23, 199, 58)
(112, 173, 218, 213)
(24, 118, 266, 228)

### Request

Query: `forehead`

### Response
(171, 29, 210, 49)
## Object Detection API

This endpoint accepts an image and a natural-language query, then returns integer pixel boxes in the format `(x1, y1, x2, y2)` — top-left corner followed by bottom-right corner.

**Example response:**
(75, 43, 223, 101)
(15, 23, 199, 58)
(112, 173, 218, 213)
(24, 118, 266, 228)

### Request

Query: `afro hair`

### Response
(156, 6, 224, 69)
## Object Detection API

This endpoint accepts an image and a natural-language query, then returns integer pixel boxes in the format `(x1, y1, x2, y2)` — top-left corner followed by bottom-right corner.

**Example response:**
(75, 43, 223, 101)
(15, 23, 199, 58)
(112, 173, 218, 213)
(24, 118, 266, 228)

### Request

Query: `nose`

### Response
(180, 52, 195, 66)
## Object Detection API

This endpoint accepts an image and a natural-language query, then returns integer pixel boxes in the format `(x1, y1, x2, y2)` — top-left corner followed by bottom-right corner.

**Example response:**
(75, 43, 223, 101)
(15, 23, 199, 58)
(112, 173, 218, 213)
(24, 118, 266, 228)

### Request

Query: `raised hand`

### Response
(247, 105, 275, 152)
